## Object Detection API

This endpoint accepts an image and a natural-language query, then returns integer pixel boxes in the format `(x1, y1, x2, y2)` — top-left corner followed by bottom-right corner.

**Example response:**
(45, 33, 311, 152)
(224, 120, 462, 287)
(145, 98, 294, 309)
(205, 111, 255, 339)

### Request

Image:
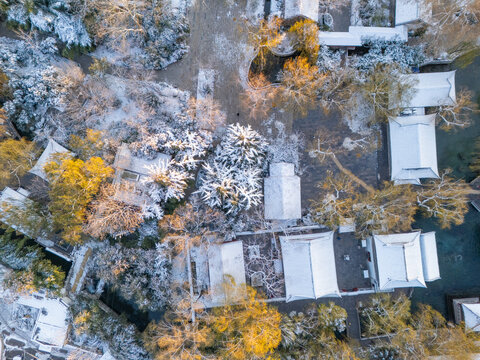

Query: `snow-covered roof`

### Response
(208, 241, 246, 302)
(389, 114, 439, 184)
(463, 303, 480, 332)
(113, 143, 170, 178)
(349, 25, 409, 42)
(395, 0, 420, 25)
(280, 232, 340, 302)
(402, 71, 457, 108)
(264, 162, 301, 220)
(318, 31, 362, 47)
(17, 295, 69, 349)
(373, 231, 435, 290)
(395, 0, 432, 25)
(420, 232, 440, 282)
(29, 139, 72, 182)
(318, 26, 408, 48)
(284, 0, 319, 21)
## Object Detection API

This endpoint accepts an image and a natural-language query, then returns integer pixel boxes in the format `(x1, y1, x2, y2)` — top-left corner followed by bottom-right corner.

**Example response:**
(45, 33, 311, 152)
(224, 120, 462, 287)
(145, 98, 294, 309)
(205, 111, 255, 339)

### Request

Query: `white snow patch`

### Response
(214, 34, 248, 68)
(270, 0, 283, 17)
(68, 246, 90, 293)
(246, 0, 265, 24)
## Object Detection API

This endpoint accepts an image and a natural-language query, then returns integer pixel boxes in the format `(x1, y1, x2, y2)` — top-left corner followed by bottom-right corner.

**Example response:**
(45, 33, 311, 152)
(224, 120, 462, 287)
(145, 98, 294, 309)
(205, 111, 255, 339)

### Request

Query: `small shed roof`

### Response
(420, 232, 440, 282)
(29, 139, 72, 182)
(17, 296, 69, 349)
(208, 241, 247, 302)
(349, 25, 408, 42)
(402, 71, 457, 108)
(264, 162, 301, 220)
(373, 231, 427, 290)
(280, 232, 340, 302)
(463, 303, 480, 332)
(113, 143, 170, 178)
(389, 114, 439, 184)
(284, 0, 319, 21)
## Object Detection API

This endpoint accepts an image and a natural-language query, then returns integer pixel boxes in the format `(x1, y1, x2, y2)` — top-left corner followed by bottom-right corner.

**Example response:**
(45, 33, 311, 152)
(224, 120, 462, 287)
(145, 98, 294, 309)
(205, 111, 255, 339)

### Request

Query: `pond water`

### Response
(410, 56, 480, 316)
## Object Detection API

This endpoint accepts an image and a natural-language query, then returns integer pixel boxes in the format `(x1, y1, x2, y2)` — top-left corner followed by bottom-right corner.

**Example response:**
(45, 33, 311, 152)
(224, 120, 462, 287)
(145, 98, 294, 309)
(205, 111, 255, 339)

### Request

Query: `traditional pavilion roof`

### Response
(402, 71, 457, 108)
(280, 232, 340, 302)
(389, 114, 439, 185)
(372, 231, 440, 291)
(29, 139, 72, 182)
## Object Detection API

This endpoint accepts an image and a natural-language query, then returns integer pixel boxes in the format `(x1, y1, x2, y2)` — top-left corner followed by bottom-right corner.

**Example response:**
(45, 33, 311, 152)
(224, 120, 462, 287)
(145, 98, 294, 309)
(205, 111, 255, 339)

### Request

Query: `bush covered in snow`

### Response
(93, 243, 172, 310)
(316, 45, 344, 73)
(197, 123, 268, 216)
(354, 39, 425, 72)
(7, 1, 91, 48)
(91, 0, 190, 69)
(0, 37, 82, 135)
(69, 295, 151, 360)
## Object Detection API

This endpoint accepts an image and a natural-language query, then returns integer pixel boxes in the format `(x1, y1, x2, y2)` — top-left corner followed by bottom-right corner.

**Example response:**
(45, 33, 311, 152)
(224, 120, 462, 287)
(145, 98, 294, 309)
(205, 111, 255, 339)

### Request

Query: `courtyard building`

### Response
(366, 231, 440, 291)
(388, 114, 439, 184)
(264, 162, 302, 221)
(280, 231, 340, 302)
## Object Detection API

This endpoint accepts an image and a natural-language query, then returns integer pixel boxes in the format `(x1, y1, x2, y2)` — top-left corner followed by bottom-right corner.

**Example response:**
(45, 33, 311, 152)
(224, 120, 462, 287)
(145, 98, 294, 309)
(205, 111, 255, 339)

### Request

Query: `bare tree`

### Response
(244, 239, 284, 298)
(309, 130, 377, 193)
(84, 183, 144, 239)
(247, 16, 283, 69)
(242, 73, 277, 119)
(91, 0, 149, 50)
(310, 171, 357, 230)
(436, 89, 479, 130)
(359, 64, 416, 121)
(276, 56, 325, 117)
(416, 169, 471, 228)
(422, 0, 480, 58)
(187, 97, 226, 133)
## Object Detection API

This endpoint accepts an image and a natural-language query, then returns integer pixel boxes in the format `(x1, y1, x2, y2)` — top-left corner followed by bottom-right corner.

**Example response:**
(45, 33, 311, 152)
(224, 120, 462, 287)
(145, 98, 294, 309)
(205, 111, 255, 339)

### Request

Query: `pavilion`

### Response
(280, 232, 340, 302)
(366, 231, 440, 291)
(388, 114, 439, 185)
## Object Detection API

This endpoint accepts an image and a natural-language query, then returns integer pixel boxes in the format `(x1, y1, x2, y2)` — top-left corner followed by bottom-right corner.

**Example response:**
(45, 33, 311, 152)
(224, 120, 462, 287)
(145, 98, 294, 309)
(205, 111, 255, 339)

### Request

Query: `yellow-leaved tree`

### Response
(44, 154, 113, 244)
(0, 138, 40, 188)
(211, 283, 282, 359)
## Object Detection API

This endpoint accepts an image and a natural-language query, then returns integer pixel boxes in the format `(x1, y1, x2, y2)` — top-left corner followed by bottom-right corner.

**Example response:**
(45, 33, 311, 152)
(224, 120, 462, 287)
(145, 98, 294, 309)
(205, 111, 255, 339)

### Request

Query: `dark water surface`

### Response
(411, 56, 480, 315)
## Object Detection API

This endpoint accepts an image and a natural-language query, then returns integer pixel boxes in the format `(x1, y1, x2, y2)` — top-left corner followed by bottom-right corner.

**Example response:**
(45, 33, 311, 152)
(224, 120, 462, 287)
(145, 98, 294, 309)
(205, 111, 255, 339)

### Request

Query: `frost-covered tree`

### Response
(197, 124, 267, 216)
(7, 0, 91, 47)
(217, 123, 268, 169)
(0, 37, 83, 136)
(93, 243, 172, 310)
(70, 295, 151, 360)
(279, 302, 352, 359)
(89, 0, 189, 69)
(354, 38, 425, 73)
(0, 229, 65, 296)
(143, 159, 191, 203)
